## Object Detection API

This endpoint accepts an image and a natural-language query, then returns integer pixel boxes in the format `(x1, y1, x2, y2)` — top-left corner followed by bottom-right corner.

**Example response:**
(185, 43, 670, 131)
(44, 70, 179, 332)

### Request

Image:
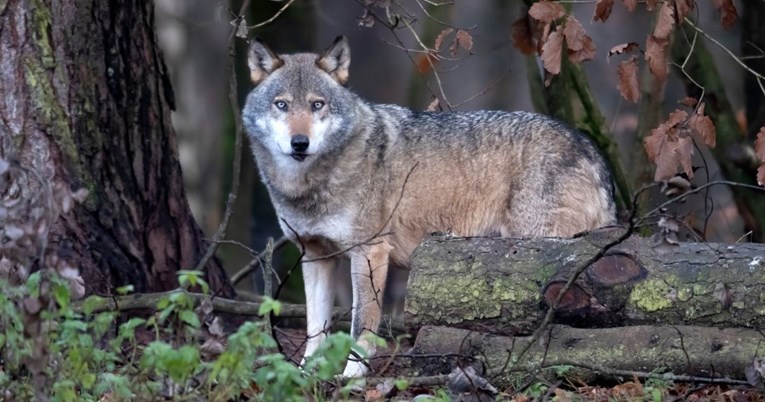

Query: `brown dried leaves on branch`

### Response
(524, 5, 595, 82)
(645, 110, 693, 181)
(644, 104, 717, 182)
(608, 42, 639, 58)
(712, 0, 738, 30)
(511, 16, 537, 55)
(755, 127, 765, 186)
(653, 2, 675, 40)
(688, 103, 716, 148)
(563, 16, 595, 63)
(434, 28, 473, 57)
(528, 1, 565, 24)
(611, 42, 641, 102)
(622, 0, 638, 12)
(594, 0, 614, 22)
(434, 28, 453, 52)
(674, 0, 695, 23)
(455, 30, 473, 54)
(645, 34, 669, 83)
(541, 29, 565, 75)
(617, 56, 640, 103)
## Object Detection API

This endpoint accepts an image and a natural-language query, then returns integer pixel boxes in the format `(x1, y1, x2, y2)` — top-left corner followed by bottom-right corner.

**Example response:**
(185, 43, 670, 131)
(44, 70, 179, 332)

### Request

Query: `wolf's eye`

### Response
(311, 100, 325, 111)
(274, 101, 288, 111)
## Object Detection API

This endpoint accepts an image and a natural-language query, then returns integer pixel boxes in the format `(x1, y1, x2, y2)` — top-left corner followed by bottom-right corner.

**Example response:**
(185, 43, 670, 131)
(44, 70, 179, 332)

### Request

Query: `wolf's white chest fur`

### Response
(278, 205, 355, 246)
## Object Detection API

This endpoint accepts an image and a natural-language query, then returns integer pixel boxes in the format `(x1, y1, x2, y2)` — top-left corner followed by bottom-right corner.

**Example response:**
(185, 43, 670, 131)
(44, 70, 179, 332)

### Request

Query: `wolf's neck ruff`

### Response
(241, 36, 617, 378)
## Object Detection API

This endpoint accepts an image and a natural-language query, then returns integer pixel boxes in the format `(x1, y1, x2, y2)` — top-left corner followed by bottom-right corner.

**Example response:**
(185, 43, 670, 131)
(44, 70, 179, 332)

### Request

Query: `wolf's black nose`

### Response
(291, 135, 310, 152)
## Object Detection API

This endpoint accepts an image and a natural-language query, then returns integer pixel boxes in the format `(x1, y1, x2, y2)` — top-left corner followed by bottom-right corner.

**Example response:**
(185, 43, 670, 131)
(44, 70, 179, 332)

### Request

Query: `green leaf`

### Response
(649, 387, 663, 402)
(52, 281, 71, 309)
(81, 295, 103, 316)
(156, 296, 170, 310)
(157, 305, 174, 323)
(62, 319, 88, 332)
(258, 296, 282, 316)
(394, 379, 409, 391)
(116, 285, 134, 295)
(166, 345, 200, 382)
(552, 364, 574, 376)
(26, 272, 41, 297)
(52, 379, 77, 402)
(304, 332, 354, 380)
(96, 373, 134, 399)
(90, 312, 118, 336)
(178, 310, 201, 328)
(81, 373, 97, 389)
(361, 332, 387, 348)
(118, 317, 147, 341)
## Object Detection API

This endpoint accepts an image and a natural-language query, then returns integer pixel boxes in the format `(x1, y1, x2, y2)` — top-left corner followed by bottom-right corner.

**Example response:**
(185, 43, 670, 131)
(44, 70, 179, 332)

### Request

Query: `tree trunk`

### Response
(0, 0, 234, 297)
(742, 0, 765, 140)
(408, 325, 765, 384)
(405, 230, 765, 334)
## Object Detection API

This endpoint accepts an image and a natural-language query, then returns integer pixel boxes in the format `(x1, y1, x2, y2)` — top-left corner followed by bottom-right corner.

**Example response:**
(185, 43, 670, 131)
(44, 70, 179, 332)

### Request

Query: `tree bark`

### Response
(408, 325, 764, 384)
(0, 0, 234, 296)
(405, 230, 765, 334)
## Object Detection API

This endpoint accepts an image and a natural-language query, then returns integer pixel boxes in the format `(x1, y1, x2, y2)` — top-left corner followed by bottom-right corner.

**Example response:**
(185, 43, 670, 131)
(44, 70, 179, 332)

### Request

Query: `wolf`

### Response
(241, 36, 617, 377)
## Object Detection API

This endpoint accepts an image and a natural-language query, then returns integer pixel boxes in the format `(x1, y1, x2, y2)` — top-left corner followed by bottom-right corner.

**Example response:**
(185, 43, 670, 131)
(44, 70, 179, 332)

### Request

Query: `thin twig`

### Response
(400, 18, 453, 108)
(229, 236, 290, 285)
(683, 17, 765, 96)
(552, 361, 751, 386)
(262, 238, 274, 322)
(413, 0, 477, 31)
(300, 162, 419, 263)
(451, 69, 511, 109)
(194, 0, 251, 273)
(247, 0, 297, 30)
(642, 180, 765, 220)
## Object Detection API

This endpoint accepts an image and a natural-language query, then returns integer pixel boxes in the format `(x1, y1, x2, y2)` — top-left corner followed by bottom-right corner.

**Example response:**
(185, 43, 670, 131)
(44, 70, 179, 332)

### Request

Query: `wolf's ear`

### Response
(316, 36, 351, 85)
(247, 38, 284, 85)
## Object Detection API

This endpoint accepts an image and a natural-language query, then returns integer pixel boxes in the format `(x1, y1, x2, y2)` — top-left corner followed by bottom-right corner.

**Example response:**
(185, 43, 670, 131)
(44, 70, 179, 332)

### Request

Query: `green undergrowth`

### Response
(0, 270, 372, 401)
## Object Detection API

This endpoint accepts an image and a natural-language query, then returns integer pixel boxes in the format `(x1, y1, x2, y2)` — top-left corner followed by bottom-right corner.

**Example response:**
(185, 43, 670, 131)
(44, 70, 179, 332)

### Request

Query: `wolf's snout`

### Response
(290, 134, 310, 153)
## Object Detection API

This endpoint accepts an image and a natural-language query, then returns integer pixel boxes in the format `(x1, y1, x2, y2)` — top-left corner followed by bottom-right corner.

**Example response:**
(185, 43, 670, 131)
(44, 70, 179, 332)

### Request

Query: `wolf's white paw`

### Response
(341, 359, 368, 378)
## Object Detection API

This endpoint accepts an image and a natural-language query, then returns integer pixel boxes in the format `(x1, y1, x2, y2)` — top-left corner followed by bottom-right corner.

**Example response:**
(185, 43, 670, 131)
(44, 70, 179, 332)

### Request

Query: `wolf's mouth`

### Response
(290, 153, 308, 162)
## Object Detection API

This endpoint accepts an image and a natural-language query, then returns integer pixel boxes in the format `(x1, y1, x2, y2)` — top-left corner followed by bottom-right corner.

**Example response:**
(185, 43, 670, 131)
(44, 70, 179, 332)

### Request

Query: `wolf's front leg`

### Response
(343, 241, 392, 377)
(300, 256, 337, 365)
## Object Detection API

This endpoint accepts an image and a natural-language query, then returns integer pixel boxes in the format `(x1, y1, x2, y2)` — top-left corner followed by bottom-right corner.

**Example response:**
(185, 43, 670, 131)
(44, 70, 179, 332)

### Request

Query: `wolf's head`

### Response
(242, 36, 356, 165)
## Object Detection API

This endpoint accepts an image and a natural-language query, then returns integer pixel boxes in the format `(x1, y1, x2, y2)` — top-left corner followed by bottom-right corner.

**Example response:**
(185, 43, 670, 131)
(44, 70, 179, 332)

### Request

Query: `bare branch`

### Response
(247, 0, 297, 30)
(229, 236, 290, 285)
(642, 180, 765, 220)
(194, 0, 251, 274)
(683, 17, 765, 96)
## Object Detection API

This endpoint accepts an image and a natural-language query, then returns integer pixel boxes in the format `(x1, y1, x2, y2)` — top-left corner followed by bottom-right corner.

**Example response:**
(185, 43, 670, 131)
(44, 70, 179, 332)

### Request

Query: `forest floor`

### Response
(274, 327, 765, 401)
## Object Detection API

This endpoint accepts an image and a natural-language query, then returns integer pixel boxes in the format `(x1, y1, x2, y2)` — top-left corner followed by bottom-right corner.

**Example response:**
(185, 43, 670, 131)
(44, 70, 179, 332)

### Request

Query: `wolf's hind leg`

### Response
(342, 241, 392, 377)
(300, 255, 337, 364)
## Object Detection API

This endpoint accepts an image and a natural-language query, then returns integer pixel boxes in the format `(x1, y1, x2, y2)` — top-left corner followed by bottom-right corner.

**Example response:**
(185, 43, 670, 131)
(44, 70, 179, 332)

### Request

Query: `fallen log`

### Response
(72, 291, 407, 333)
(408, 325, 764, 384)
(404, 229, 765, 334)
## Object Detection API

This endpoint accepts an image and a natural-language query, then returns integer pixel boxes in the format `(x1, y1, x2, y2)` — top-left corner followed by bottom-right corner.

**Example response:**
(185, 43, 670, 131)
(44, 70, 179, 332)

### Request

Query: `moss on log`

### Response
(405, 230, 765, 333)
(409, 325, 765, 384)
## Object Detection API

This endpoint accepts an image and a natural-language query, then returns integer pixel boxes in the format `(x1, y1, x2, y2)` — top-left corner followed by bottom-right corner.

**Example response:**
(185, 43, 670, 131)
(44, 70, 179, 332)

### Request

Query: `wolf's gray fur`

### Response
(242, 36, 616, 377)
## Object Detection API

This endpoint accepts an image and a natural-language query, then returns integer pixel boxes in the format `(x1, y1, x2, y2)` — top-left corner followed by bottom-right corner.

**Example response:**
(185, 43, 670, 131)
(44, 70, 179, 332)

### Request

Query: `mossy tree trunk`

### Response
(0, 0, 234, 297)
